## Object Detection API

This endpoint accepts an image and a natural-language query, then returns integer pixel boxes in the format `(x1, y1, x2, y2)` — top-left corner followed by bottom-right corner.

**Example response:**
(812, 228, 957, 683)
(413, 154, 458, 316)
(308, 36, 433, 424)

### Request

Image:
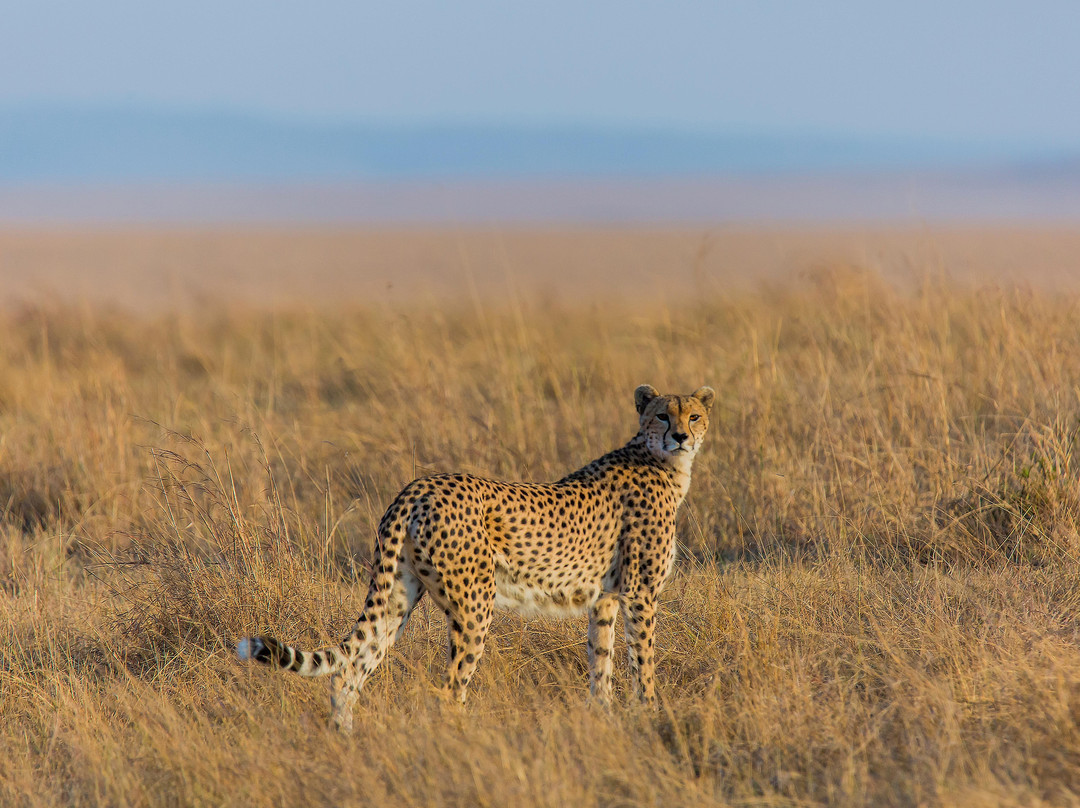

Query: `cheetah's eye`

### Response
(656, 413, 669, 424)
(689, 414, 701, 423)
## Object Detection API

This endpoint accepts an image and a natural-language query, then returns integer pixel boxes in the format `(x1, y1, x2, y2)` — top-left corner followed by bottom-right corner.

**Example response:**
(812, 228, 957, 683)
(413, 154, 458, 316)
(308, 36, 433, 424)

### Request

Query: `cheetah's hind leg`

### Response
(438, 577, 497, 706)
(329, 565, 425, 732)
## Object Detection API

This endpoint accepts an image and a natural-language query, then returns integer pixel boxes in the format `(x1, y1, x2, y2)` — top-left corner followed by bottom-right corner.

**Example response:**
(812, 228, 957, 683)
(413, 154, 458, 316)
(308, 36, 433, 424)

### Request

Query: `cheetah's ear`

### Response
(692, 386, 716, 412)
(635, 384, 660, 415)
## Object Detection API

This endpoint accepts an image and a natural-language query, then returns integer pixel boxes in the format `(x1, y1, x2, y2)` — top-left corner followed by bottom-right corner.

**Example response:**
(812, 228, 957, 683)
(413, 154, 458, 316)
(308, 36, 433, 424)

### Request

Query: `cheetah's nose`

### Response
(672, 431, 688, 445)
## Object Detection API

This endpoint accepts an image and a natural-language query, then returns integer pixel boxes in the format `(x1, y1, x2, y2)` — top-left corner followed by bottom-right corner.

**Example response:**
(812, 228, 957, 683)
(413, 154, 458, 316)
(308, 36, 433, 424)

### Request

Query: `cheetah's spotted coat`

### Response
(237, 384, 714, 731)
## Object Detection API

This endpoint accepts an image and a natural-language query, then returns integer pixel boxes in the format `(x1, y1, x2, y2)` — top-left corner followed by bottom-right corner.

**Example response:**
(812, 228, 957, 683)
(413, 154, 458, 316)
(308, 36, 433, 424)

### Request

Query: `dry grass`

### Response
(3, 257, 1080, 806)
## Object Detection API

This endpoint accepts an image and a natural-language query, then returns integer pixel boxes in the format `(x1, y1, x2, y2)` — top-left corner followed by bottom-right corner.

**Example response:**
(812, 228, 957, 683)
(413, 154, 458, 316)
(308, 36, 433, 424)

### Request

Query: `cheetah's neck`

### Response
(666, 453, 695, 501)
(559, 436, 697, 503)
(624, 435, 695, 503)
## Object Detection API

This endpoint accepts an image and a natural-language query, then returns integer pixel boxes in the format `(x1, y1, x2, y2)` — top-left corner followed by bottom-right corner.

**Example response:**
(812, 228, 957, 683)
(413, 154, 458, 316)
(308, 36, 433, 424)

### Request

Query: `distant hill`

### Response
(0, 105, 1059, 183)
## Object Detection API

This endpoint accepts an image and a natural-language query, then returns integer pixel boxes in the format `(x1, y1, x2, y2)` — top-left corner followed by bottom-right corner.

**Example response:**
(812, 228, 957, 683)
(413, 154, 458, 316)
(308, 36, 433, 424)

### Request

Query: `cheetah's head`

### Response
(634, 384, 716, 469)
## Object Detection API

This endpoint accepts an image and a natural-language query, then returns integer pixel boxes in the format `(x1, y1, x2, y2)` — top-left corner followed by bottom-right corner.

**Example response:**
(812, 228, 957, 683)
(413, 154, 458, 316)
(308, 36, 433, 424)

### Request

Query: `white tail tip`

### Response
(236, 637, 263, 661)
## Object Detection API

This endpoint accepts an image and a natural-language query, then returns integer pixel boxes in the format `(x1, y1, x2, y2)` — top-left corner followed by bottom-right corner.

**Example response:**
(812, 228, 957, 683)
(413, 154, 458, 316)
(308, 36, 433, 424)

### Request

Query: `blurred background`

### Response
(2, 1, 1080, 310)
(2, 0, 1079, 224)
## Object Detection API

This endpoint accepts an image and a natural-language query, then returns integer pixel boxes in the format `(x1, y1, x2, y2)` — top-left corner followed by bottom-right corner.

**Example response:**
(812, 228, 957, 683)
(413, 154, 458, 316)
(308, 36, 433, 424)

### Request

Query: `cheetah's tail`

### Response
(236, 496, 412, 678)
(235, 635, 348, 677)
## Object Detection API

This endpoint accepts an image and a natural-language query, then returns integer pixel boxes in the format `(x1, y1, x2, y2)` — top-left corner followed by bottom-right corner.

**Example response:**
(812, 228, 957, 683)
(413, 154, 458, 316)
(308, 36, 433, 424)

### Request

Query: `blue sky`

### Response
(3, 1, 1079, 146)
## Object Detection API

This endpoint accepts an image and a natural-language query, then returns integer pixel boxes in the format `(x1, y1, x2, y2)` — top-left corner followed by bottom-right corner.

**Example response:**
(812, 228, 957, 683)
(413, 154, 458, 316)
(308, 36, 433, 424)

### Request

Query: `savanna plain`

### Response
(3, 227, 1080, 807)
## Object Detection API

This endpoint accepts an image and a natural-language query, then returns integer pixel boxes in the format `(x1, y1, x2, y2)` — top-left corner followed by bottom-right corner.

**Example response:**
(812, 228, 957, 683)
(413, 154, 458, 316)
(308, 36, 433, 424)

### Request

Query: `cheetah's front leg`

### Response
(621, 596, 658, 707)
(587, 594, 619, 706)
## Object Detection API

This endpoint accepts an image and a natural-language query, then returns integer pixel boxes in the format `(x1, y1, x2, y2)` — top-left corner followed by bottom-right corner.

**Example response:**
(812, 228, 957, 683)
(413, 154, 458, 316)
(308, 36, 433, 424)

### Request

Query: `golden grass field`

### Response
(3, 227, 1080, 806)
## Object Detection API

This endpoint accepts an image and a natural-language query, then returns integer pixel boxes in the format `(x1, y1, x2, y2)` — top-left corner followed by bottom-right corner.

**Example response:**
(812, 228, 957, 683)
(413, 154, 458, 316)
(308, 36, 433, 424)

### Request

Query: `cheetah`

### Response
(236, 384, 714, 731)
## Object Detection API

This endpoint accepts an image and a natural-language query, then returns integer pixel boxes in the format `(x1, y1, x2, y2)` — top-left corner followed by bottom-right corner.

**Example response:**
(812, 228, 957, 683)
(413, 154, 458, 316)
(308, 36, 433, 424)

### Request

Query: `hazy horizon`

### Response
(5, 103, 1074, 186)
(6, 3, 1080, 145)
(4, 3, 1080, 222)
